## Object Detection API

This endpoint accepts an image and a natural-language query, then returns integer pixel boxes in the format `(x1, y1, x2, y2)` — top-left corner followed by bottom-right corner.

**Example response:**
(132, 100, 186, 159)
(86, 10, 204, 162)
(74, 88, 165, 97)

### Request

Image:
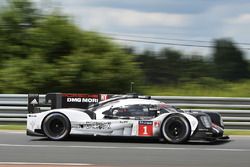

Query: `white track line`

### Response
(0, 162, 93, 166)
(0, 143, 250, 152)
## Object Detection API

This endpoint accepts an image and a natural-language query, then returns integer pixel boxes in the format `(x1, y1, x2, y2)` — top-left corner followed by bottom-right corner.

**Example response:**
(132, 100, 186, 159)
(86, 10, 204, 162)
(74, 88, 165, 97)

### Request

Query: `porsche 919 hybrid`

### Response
(27, 93, 229, 143)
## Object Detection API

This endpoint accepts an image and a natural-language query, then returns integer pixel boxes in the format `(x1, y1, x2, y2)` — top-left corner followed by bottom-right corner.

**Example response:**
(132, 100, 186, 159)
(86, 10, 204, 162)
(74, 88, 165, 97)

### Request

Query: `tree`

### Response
(0, 54, 56, 93)
(181, 55, 213, 82)
(27, 14, 84, 63)
(136, 50, 157, 84)
(55, 49, 141, 93)
(0, 0, 40, 59)
(137, 49, 187, 84)
(157, 49, 184, 83)
(0, 0, 142, 93)
(212, 39, 249, 81)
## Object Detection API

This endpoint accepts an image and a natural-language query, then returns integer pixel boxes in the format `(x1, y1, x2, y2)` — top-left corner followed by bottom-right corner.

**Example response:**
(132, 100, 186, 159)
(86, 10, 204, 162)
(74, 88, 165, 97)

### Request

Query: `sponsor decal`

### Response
(66, 98, 98, 103)
(139, 121, 153, 125)
(78, 122, 111, 130)
(100, 94, 108, 101)
(154, 121, 161, 127)
(28, 115, 37, 117)
(120, 121, 129, 124)
(138, 121, 153, 136)
(62, 94, 99, 98)
(61, 94, 99, 109)
(63, 94, 99, 104)
(30, 99, 38, 105)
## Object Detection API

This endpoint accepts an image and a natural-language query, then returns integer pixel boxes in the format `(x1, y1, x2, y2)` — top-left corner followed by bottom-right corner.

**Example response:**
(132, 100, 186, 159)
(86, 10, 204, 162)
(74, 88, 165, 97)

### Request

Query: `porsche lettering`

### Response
(79, 122, 111, 130)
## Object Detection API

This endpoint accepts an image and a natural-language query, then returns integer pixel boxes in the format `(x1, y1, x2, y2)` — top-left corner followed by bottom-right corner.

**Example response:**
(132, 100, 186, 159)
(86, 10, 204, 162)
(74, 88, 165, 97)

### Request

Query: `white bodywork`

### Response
(27, 99, 199, 137)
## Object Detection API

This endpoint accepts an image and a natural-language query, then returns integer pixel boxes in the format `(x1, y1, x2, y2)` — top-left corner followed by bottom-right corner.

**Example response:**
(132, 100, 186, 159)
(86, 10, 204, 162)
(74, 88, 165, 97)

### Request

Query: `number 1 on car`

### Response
(138, 121, 153, 136)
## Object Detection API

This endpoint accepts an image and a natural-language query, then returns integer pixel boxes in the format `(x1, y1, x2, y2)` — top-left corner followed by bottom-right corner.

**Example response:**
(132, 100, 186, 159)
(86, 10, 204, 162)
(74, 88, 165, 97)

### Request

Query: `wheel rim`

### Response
(162, 116, 190, 143)
(44, 115, 69, 139)
(49, 118, 65, 136)
(166, 120, 186, 140)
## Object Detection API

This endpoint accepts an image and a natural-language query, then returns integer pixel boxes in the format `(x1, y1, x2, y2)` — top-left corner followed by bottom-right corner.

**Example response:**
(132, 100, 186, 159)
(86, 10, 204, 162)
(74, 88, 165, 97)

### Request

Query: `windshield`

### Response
(158, 103, 184, 113)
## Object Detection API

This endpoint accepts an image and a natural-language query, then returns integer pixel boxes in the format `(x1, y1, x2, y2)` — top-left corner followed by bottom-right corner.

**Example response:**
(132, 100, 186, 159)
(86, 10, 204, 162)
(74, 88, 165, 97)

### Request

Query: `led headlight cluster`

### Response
(200, 116, 212, 128)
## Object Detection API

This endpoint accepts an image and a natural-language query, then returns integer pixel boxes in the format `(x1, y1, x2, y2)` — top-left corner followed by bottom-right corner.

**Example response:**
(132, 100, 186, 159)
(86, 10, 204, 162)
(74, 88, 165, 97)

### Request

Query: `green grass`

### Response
(0, 124, 26, 130)
(142, 80, 250, 97)
(224, 130, 250, 136)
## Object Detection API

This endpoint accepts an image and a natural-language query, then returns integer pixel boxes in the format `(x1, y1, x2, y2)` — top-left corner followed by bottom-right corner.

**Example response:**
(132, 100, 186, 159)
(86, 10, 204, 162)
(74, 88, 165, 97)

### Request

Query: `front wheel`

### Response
(161, 115, 191, 144)
(42, 113, 71, 140)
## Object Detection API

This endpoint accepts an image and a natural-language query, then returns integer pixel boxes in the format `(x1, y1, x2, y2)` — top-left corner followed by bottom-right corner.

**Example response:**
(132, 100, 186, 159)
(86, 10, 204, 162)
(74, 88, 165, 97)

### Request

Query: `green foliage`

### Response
(0, 55, 56, 93)
(0, 0, 142, 93)
(0, 0, 249, 95)
(137, 49, 212, 85)
(0, 0, 39, 59)
(212, 39, 249, 81)
(55, 49, 142, 93)
(27, 15, 85, 62)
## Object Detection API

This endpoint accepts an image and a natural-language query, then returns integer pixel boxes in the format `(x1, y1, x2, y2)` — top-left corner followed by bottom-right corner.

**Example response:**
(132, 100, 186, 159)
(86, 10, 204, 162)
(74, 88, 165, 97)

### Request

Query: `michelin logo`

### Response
(67, 98, 98, 103)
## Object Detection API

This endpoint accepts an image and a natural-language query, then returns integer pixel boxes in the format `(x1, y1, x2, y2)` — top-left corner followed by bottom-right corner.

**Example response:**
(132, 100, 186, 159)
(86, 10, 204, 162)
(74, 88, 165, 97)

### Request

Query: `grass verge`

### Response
(142, 80, 250, 97)
(0, 124, 26, 130)
(224, 130, 250, 136)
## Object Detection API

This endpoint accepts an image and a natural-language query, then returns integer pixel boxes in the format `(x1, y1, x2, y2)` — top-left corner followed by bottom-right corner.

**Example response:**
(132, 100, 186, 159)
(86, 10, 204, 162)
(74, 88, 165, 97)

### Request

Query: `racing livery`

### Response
(27, 93, 229, 143)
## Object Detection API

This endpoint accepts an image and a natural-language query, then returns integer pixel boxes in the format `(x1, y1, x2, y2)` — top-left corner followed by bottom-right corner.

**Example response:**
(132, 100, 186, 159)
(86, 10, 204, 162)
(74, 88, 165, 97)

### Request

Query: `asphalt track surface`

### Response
(0, 131, 250, 167)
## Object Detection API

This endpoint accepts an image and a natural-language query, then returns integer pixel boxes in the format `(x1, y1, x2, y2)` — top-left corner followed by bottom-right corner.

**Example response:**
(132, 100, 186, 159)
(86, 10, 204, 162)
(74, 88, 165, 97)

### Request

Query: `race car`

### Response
(27, 93, 229, 143)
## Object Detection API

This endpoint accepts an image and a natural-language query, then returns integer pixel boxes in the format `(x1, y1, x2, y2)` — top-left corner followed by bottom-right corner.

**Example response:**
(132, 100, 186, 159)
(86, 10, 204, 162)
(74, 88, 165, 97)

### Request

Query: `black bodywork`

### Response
(188, 111, 227, 141)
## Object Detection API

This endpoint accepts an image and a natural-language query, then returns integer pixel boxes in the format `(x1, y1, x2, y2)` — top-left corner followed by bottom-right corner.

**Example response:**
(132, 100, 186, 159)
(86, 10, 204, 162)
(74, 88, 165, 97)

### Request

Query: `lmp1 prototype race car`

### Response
(27, 93, 229, 143)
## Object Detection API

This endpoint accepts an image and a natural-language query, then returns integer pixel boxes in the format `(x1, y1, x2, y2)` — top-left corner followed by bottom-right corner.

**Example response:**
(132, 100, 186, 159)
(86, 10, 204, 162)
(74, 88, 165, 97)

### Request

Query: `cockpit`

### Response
(102, 102, 182, 120)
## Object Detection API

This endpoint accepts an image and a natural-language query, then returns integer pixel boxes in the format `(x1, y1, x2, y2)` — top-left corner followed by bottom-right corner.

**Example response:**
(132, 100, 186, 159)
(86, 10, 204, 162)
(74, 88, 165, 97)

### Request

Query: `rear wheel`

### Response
(161, 115, 191, 144)
(42, 113, 71, 140)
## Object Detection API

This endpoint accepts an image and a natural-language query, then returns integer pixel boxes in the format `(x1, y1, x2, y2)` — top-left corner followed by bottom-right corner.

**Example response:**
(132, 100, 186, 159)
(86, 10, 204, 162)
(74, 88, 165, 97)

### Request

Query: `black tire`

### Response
(161, 114, 191, 144)
(42, 113, 71, 140)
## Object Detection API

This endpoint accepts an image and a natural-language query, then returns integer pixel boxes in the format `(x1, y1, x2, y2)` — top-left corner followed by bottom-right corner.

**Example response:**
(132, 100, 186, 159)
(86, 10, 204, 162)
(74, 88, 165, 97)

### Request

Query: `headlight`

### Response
(200, 116, 212, 128)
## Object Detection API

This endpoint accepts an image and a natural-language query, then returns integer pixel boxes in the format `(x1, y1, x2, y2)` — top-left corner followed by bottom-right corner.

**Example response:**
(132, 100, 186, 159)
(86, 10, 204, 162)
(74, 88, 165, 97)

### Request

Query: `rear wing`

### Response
(27, 93, 110, 113)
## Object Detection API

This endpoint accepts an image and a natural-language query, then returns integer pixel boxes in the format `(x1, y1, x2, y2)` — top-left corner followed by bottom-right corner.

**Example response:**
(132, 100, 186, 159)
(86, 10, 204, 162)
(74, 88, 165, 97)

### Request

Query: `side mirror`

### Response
(102, 106, 114, 118)
(156, 110, 161, 116)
